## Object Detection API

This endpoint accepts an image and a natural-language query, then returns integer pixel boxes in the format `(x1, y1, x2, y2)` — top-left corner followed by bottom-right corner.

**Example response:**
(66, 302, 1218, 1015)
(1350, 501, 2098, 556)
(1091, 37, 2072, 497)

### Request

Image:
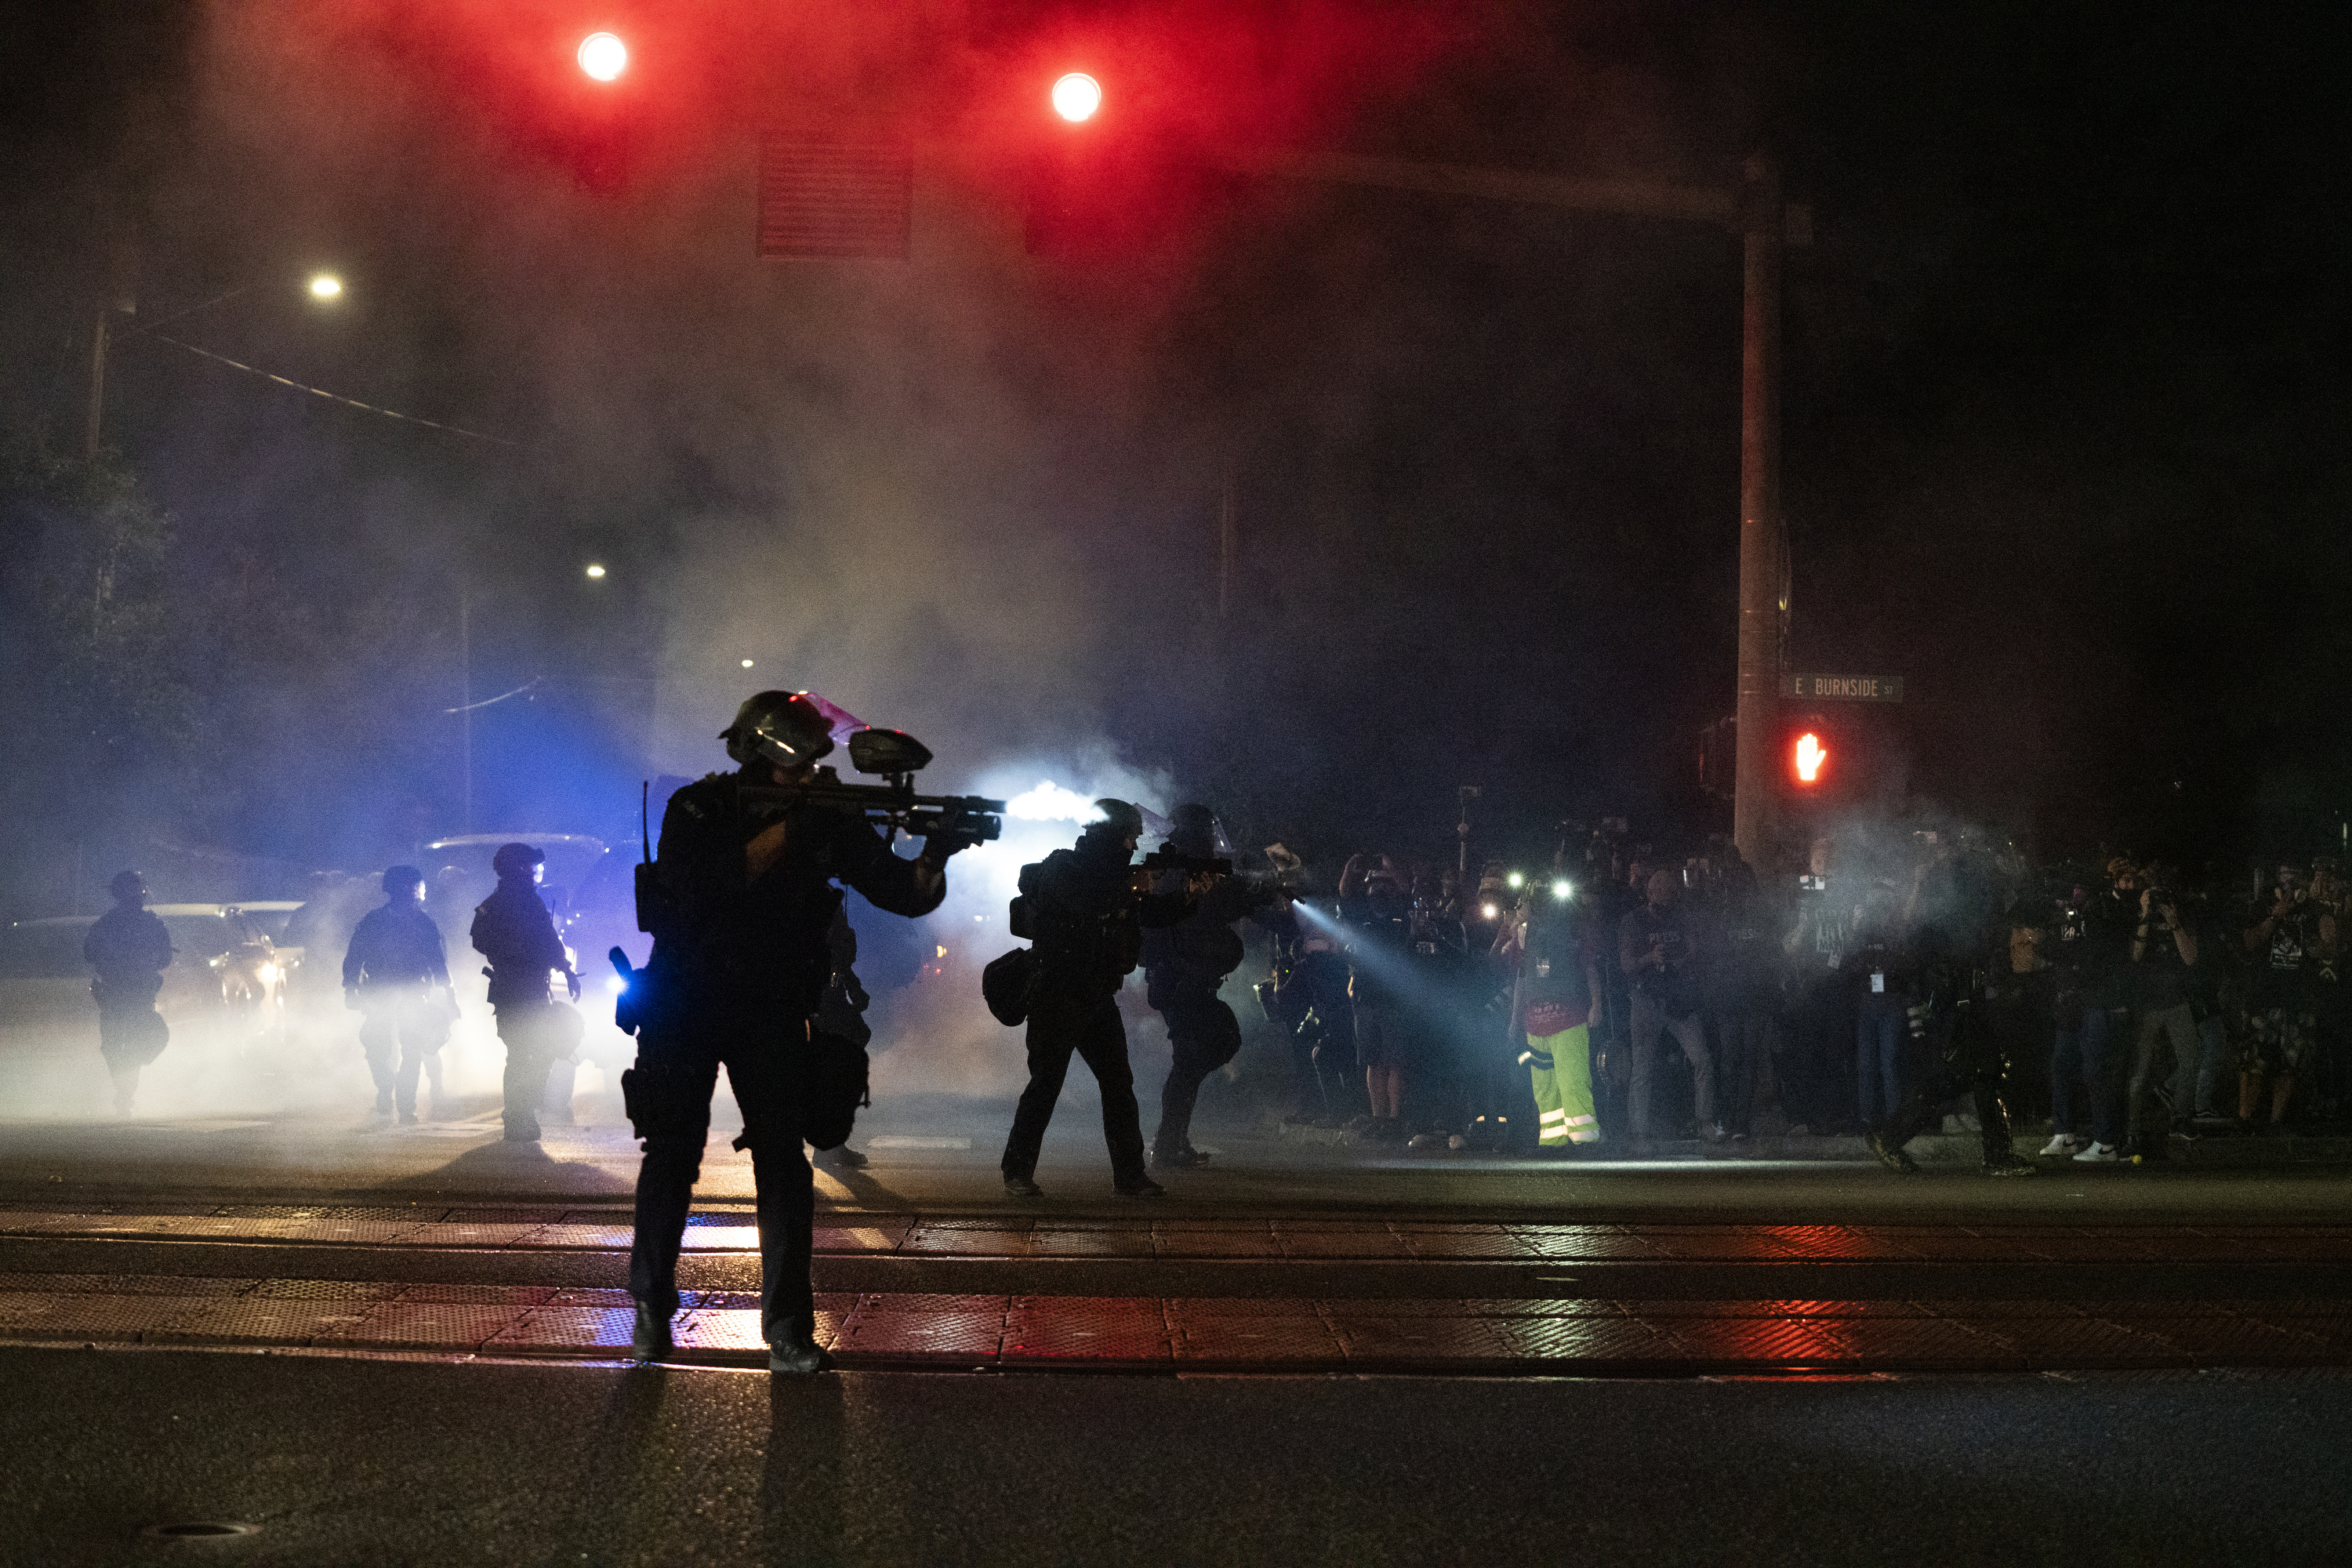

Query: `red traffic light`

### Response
(577, 32, 627, 82)
(1792, 731, 1828, 786)
(1051, 72, 1102, 122)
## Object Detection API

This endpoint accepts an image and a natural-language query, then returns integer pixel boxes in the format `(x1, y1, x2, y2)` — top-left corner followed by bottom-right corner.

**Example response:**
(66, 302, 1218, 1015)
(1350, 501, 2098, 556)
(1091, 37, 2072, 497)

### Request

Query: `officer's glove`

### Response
(922, 830, 976, 859)
(564, 969, 583, 1003)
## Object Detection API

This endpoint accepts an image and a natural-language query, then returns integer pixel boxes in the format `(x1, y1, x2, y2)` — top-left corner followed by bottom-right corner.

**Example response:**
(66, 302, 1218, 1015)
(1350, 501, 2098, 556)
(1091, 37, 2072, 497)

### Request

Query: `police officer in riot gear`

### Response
(470, 843, 581, 1142)
(626, 691, 967, 1374)
(344, 865, 456, 1124)
(1142, 804, 1279, 1168)
(1002, 800, 1193, 1198)
(84, 869, 172, 1115)
(1866, 848, 2040, 1178)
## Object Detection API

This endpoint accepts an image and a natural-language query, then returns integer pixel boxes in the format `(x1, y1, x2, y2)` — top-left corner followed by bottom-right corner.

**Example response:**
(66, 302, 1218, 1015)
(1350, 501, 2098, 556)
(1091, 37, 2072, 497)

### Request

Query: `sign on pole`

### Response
(1782, 673, 1904, 702)
(758, 138, 913, 260)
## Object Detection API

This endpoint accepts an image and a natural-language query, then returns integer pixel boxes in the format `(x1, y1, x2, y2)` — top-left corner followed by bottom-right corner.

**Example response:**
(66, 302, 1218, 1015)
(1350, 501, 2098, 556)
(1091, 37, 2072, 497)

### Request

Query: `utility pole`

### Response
(83, 223, 139, 460)
(1733, 153, 1788, 869)
(1216, 474, 1238, 619)
(1228, 148, 1808, 869)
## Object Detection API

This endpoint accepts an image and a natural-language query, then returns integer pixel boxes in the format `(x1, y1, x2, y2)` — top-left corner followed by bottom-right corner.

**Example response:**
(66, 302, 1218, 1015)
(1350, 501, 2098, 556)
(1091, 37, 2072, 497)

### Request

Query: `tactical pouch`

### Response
(619, 1061, 706, 1144)
(801, 1029, 870, 1151)
(1007, 894, 1033, 941)
(982, 946, 1040, 1026)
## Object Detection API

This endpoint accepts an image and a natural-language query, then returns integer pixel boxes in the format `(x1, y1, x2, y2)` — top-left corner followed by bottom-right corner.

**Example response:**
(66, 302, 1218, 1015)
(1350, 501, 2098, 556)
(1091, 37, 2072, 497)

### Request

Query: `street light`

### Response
(1051, 72, 1102, 123)
(584, 563, 607, 579)
(578, 32, 627, 82)
(86, 268, 348, 459)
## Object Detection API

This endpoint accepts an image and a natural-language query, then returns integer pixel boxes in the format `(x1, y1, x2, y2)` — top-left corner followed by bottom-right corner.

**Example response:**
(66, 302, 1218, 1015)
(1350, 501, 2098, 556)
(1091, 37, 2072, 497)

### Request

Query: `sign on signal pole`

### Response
(1782, 673, 1904, 703)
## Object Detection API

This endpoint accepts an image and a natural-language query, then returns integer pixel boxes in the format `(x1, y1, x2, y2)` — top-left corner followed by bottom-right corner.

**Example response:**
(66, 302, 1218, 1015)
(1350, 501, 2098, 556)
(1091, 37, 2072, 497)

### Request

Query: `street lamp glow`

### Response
(741, 659, 755, 668)
(584, 564, 606, 579)
(1051, 72, 1102, 122)
(578, 32, 627, 82)
(307, 274, 343, 300)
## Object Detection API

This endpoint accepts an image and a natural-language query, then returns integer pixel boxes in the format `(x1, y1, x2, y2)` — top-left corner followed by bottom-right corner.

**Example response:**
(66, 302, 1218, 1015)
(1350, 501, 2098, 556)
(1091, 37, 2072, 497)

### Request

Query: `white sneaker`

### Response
(2038, 1134, 2082, 1157)
(2071, 1141, 2119, 1163)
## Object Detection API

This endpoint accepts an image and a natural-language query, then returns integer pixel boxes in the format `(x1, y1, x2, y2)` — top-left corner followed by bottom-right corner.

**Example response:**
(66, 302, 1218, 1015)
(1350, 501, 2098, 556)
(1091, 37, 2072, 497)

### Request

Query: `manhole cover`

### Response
(143, 1522, 260, 1539)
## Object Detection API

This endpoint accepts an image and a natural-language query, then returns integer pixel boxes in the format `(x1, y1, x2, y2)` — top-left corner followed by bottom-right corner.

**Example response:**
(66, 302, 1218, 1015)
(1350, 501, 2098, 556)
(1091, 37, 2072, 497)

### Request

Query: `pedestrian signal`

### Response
(1792, 731, 1828, 786)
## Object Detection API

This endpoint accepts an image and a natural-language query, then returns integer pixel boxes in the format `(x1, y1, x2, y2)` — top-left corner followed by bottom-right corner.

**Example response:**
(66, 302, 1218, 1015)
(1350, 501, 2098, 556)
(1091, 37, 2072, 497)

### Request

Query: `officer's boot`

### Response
(1976, 1084, 2038, 1177)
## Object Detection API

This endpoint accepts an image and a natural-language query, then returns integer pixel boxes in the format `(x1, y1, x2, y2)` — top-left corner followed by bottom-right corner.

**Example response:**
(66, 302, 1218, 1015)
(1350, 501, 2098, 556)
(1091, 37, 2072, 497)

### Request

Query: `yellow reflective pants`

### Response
(1526, 1024, 1599, 1145)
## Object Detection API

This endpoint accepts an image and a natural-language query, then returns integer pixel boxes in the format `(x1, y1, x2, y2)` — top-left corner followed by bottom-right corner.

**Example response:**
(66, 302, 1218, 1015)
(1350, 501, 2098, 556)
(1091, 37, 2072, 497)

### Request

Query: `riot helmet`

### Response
(492, 842, 545, 884)
(382, 864, 426, 897)
(1086, 799, 1145, 841)
(107, 869, 148, 906)
(723, 690, 836, 771)
(1166, 803, 1226, 858)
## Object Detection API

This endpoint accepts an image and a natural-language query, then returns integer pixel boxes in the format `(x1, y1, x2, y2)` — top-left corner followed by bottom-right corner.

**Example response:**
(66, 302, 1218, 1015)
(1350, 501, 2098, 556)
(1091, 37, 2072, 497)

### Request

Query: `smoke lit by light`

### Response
(1007, 781, 1102, 822)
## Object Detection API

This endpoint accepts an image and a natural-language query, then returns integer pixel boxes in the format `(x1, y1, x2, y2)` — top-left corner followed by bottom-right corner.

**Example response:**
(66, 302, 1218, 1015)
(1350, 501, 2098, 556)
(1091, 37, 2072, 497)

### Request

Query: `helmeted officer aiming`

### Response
(343, 865, 456, 1125)
(1001, 799, 1194, 1199)
(623, 691, 970, 1374)
(1142, 804, 1279, 1169)
(84, 869, 172, 1115)
(470, 842, 581, 1142)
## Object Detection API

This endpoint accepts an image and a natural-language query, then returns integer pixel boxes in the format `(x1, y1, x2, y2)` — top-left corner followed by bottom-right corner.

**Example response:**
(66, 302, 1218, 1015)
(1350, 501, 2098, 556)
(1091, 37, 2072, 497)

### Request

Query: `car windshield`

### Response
(237, 906, 299, 942)
(161, 914, 245, 961)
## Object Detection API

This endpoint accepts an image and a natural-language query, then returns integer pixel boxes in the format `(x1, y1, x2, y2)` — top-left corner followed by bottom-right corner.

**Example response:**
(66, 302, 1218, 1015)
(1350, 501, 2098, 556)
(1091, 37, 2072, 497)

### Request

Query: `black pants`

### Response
(1153, 989, 1241, 1156)
(1002, 989, 1147, 1185)
(626, 1025, 814, 1347)
(493, 1000, 561, 1138)
(358, 993, 446, 1116)
(94, 985, 167, 1109)
(1715, 1004, 1773, 1136)
(1878, 1023, 2018, 1167)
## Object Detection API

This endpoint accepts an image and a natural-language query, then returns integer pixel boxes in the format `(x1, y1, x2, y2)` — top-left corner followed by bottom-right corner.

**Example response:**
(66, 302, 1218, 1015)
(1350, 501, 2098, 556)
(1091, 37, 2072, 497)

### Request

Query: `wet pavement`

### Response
(2, 1105, 2347, 1562)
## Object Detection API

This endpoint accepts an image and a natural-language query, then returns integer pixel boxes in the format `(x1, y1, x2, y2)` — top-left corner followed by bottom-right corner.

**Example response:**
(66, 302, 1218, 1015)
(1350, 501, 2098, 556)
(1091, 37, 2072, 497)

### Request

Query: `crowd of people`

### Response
(1247, 825, 2351, 1170)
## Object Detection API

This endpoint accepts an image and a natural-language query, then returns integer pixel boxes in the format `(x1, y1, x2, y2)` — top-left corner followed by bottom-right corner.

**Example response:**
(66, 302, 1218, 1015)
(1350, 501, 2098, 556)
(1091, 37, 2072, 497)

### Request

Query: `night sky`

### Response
(2, 0, 2347, 910)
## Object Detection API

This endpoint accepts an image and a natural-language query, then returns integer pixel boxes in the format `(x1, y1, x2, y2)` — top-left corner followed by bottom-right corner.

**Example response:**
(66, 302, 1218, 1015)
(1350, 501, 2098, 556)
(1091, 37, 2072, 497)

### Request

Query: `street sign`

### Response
(1783, 673, 1903, 702)
(758, 138, 913, 260)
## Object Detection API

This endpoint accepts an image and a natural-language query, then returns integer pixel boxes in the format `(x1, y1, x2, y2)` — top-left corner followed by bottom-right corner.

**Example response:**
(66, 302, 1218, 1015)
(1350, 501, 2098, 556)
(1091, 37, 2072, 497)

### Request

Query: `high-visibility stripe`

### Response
(1539, 1109, 1566, 1123)
(1569, 1128, 1600, 1142)
(1563, 1114, 1596, 1126)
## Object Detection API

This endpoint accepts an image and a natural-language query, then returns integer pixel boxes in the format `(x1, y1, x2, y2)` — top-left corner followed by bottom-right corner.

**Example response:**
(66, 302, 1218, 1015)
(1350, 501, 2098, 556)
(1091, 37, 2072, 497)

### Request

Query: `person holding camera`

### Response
(623, 691, 969, 1374)
(1620, 868, 1721, 1145)
(1002, 800, 1194, 1198)
(2122, 869, 2201, 1157)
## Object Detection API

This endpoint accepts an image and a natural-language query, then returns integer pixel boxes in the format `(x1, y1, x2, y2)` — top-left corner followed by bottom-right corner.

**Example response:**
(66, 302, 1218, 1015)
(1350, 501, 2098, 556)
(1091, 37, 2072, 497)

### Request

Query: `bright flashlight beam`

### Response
(307, 274, 342, 299)
(1051, 72, 1102, 122)
(579, 32, 627, 82)
(1552, 879, 1573, 901)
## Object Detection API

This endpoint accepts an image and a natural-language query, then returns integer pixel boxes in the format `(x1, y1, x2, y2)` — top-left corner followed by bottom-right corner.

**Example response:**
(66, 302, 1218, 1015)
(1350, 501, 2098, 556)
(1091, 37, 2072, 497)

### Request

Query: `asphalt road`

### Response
(5, 1351, 2350, 1567)
(2, 1103, 2348, 1566)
